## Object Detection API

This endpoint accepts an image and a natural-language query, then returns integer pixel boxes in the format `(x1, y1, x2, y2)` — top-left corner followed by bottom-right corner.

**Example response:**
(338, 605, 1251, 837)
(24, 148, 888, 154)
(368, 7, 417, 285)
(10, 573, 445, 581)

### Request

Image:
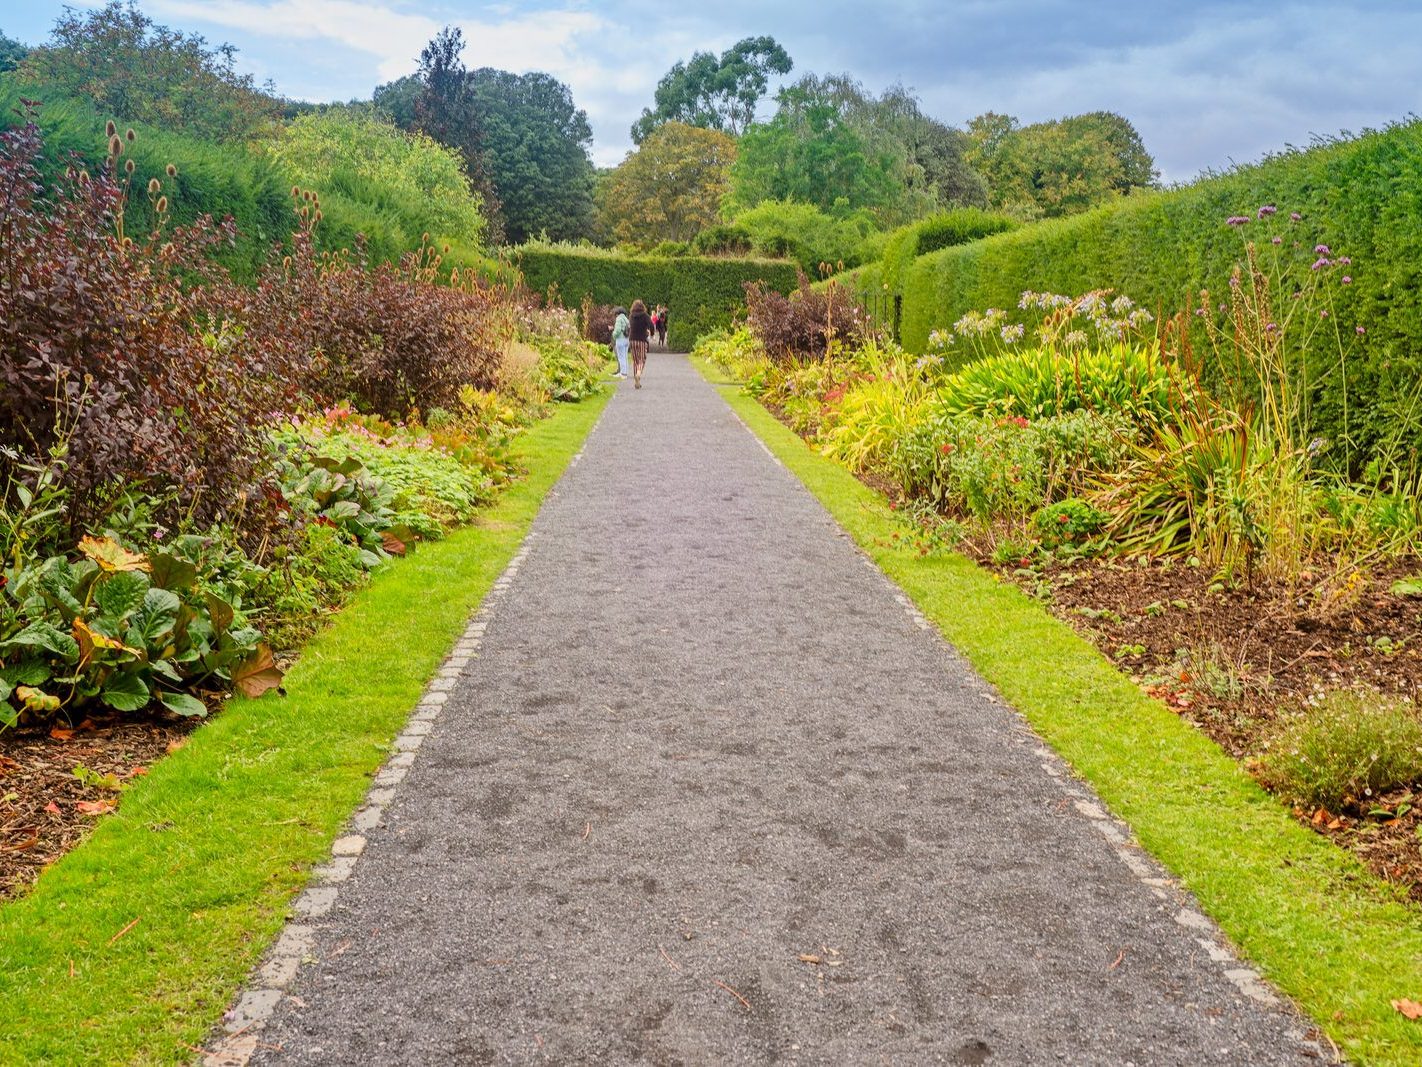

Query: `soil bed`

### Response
(984, 551, 1422, 901)
(0, 715, 193, 898)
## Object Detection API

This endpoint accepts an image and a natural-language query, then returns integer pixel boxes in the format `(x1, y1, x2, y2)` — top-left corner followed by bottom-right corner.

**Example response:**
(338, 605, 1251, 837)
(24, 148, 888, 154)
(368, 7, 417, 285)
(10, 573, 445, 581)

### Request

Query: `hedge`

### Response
(2, 77, 485, 281)
(514, 245, 800, 349)
(856, 120, 1422, 465)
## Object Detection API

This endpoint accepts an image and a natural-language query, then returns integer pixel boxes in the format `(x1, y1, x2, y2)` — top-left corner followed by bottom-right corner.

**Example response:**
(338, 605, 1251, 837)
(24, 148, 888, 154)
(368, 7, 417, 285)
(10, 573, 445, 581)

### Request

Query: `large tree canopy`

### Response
(0, 31, 28, 74)
(466, 68, 596, 244)
(967, 110, 1158, 218)
(599, 122, 736, 245)
(632, 36, 792, 144)
(17, 0, 278, 142)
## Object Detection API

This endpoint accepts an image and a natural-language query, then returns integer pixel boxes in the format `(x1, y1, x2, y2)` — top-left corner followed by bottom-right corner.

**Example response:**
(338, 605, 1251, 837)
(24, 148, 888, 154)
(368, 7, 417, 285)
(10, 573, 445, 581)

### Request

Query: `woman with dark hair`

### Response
(628, 299, 653, 389)
(611, 306, 630, 379)
(655, 305, 668, 348)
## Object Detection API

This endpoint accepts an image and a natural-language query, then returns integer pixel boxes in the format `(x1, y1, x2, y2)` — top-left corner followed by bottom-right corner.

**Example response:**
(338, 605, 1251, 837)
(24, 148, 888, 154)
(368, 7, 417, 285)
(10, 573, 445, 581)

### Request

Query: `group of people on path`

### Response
(610, 301, 668, 389)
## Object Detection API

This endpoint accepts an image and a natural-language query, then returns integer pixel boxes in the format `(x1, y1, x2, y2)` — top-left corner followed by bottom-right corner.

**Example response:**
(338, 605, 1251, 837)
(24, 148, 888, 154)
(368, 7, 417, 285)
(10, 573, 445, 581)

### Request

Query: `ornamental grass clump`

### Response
(1258, 691, 1422, 811)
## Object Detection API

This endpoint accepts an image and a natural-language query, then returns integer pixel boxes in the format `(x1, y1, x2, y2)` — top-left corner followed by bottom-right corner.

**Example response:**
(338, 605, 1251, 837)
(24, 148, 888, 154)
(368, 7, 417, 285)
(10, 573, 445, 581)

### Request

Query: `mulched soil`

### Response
(0, 715, 194, 898)
(977, 547, 1422, 901)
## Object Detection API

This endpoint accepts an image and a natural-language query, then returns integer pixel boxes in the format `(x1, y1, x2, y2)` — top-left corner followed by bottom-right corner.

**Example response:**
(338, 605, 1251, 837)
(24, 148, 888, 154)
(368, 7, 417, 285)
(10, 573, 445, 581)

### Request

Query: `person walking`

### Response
(628, 299, 653, 389)
(655, 305, 668, 348)
(611, 306, 630, 379)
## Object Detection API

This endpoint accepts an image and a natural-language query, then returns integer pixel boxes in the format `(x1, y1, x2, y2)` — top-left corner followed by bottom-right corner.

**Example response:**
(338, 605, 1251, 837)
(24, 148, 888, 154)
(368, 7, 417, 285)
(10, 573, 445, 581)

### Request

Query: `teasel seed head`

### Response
(106, 120, 117, 138)
(166, 163, 178, 178)
(109, 135, 123, 157)
(124, 158, 136, 175)
(155, 195, 168, 214)
(125, 128, 135, 142)
(147, 177, 161, 195)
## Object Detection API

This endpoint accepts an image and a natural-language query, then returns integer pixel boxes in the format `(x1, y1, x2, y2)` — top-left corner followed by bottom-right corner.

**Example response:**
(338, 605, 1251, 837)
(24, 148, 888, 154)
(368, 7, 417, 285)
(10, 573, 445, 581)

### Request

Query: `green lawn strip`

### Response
(0, 393, 609, 1066)
(691, 355, 1422, 1066)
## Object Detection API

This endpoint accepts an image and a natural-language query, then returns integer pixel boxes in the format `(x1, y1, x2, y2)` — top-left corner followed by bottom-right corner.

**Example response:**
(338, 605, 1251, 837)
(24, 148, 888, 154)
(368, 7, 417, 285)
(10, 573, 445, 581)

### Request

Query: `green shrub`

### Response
(880, 208, 1019, 294)
(1034, 498, 1109, 549)
(1259, 691, 1422, 809)
(0, 534, 269, 725)
(935, 343, 1180, 426)
(531, 335, 608, 402)
(727, 199, 876, 274)
(251, 523, 366, 651)
(514, 243, 798, 349)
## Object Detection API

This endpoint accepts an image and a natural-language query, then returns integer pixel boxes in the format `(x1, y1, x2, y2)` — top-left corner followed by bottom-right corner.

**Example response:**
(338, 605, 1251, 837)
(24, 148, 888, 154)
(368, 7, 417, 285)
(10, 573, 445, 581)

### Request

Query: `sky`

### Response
(4, 1, 1420, 181)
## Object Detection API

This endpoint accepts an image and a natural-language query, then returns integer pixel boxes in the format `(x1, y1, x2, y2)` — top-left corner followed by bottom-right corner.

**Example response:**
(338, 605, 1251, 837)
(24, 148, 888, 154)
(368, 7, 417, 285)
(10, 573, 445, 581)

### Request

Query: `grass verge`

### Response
(0, 392, 609, 1066)
(691, 354, 1422, 1067)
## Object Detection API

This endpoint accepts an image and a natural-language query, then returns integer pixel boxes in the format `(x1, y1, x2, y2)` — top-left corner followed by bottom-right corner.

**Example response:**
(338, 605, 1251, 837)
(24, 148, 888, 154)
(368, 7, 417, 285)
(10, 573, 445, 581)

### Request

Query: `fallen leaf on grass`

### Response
(1393, 998, 1422, 1020)
(43, 801, 61, 815)
(76, 800, 115, 816)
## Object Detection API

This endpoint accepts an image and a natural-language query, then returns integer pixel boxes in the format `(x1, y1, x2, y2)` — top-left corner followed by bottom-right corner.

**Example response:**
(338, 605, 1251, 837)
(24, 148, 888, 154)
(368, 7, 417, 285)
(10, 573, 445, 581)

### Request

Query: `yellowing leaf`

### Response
(78, 536, 149, 573)
(72, 618, 141, 661)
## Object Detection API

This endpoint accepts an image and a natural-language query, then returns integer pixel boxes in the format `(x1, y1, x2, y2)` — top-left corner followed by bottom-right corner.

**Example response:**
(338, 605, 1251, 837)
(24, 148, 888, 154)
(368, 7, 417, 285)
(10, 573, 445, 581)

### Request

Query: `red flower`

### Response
(939, 442, 955, 455)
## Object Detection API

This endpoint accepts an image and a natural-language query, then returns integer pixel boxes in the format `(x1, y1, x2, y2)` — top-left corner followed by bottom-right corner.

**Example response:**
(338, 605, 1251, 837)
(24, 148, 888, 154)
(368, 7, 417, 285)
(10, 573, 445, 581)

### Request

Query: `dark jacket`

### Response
(630, 311, 653, 342)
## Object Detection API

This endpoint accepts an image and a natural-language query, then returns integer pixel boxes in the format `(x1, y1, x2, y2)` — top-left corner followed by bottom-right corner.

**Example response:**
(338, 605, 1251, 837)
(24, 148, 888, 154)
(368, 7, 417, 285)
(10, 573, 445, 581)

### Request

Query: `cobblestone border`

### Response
(202, 536, 538, 1067)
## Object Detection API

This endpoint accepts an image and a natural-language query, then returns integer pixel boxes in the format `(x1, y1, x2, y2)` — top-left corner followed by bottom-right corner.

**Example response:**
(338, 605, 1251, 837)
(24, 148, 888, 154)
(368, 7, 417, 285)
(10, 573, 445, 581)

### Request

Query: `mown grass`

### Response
(692, 355, 1422, 1067)
(0, 393, 609, 1066)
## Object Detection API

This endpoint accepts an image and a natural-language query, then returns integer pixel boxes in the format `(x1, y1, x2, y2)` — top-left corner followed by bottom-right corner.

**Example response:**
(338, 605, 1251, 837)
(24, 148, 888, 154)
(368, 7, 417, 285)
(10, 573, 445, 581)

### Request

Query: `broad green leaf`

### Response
(1391, 577, 1422, 598)
(100, 671, 151, 712)
(94, 570, 150, 620)
(131, 587, 181, 650)
(0, 658, 52, 687)
(159, 691, 208, 718)
(0, 621, 79, 660)
(324, 500, 361, 521)
(148, 552, 198, 592)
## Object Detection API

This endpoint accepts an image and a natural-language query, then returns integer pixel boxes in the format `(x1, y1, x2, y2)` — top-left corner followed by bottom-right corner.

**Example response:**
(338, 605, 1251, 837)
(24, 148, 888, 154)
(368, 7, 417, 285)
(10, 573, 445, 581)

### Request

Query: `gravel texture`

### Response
(255, 355, 1318, 1064)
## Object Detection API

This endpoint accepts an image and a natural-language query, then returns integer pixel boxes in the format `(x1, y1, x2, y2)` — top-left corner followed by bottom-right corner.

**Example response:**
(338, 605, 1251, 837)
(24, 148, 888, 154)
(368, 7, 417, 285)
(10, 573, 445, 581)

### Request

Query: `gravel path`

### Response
(255, 354, 1317, 1065)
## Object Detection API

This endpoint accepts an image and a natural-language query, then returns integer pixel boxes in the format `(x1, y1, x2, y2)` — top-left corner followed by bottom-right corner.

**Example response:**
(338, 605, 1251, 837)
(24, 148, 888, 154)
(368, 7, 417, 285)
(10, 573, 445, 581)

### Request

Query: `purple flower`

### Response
(1194, 307, 1207, 317)
(1265, 322, 1279, 333)
(1290, 212, 1302, 221)
(1337, 256, 1351, 265)
(1356, 325, 1366, 334)
(1315, 244, 1330, 255)
(1320, 310, 1330, 318)
(1226, 215, 1250, 226)
(1341, 275, 1352, 284)
(1271, 236, 1283, 245)
(1312, 257, 1331, 271)
(1258, 205, 1277, 217)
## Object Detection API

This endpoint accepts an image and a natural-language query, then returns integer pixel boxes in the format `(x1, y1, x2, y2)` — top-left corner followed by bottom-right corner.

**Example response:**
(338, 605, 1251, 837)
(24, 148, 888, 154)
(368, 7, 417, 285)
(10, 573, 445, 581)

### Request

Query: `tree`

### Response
(599, 122, 737, 245)
(725, 75, 907, 222)
(414, 26, 500, 237)
(967, 110, 1158, 218)
(373, 74, 421, 130)
(0, 31, 28, 74)
(17, 1, 278, 142)
(631, 36, 792, 144)
(466, 68, 596, 244)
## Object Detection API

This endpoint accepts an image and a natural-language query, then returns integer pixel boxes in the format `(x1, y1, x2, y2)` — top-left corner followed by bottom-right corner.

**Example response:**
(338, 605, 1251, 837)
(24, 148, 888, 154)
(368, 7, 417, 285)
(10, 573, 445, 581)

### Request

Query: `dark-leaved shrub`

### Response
(744, 276, 866, 361)
(0, 117, 299, 532)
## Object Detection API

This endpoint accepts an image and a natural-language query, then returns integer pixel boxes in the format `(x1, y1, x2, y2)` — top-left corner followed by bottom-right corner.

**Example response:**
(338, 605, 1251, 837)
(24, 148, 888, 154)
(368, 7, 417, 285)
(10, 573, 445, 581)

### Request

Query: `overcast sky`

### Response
(5, 1, 1419, 180)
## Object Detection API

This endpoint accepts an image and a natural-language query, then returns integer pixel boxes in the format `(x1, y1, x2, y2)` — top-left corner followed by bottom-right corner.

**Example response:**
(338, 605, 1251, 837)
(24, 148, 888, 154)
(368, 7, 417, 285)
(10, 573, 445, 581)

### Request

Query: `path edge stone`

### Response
(201, 410, 608, 1066)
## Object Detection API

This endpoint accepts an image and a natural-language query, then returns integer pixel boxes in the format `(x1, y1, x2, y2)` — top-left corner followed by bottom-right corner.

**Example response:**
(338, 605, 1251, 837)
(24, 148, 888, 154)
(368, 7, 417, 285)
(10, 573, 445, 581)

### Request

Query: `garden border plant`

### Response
(0, 393, 609, 1065)
(690, 353, 1422, 1067)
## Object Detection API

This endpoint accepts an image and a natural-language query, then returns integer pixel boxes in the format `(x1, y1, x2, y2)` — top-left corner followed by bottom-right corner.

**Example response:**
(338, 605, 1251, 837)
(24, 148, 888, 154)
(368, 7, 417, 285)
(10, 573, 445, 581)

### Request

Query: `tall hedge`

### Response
(515, 246, 800, 349)
(2, 78, 485, 280)
(858, 121, 1422, 463)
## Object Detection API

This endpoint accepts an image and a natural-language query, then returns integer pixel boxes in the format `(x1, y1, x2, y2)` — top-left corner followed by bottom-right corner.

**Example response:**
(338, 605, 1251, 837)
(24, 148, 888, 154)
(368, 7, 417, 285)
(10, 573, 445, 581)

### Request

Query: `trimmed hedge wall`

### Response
(857, 121, 1422, 463)
(515, 246, 800, 349)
